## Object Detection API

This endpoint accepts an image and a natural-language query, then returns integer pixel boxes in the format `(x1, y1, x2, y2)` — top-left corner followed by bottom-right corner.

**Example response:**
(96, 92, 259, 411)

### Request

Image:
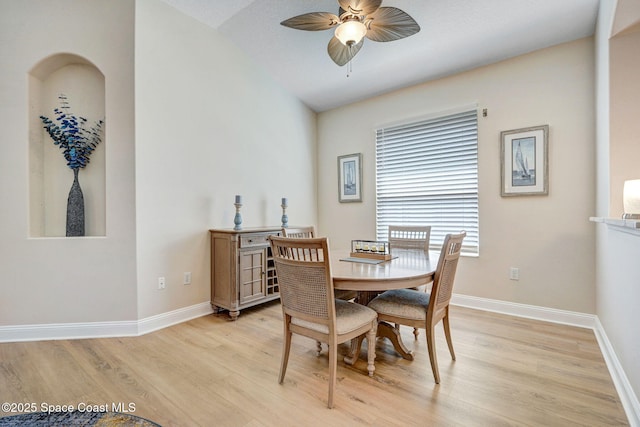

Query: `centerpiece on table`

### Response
(350, 239, 392, 261)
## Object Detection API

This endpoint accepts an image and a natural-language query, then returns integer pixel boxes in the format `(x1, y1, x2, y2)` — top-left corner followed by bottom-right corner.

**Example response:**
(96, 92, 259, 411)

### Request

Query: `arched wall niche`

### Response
(29, 53, 106, 237)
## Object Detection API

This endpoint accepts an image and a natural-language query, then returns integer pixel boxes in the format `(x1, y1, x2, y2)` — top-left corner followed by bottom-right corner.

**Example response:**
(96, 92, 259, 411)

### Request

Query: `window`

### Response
(375, 109, 479, 255)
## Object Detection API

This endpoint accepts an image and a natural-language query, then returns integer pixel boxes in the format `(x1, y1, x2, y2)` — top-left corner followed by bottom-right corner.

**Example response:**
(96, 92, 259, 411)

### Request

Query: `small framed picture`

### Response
(500, 125, 549, 196)
(338, 153, 362, 203)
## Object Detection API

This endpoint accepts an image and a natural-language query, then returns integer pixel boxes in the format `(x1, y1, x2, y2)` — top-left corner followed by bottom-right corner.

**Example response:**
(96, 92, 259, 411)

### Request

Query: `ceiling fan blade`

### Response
(280, 12, 340, 31)
(327, 36, 363, 66)
(365, 7, 420, 42)
(338, 0, 382, 16)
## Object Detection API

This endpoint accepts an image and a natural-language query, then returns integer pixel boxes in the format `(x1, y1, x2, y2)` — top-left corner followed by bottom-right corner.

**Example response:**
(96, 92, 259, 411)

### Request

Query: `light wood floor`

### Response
(0, 302, 628, 426)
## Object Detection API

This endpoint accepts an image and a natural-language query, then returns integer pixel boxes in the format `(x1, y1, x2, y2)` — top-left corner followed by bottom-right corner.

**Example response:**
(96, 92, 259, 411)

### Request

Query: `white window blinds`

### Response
(375, 109, 479, 255)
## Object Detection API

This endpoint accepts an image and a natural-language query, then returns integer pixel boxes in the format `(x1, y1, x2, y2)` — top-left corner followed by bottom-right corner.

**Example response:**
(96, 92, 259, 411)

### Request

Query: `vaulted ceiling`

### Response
(160, 0, 600, 112)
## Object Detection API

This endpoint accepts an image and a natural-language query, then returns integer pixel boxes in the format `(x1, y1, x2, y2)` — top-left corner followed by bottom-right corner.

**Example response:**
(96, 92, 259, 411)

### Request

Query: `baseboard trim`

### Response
(451, 293, 639, 426)
(594, 317, 640, 427)
(0, 320, 139, 342)
(137, 302, 214, 335)
(0, 302, 213, 343)
(451, 293, 596, 329)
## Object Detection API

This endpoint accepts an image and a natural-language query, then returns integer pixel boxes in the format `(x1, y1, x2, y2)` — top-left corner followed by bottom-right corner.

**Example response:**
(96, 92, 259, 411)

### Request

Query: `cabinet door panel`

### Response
(239, 249, 266, 304)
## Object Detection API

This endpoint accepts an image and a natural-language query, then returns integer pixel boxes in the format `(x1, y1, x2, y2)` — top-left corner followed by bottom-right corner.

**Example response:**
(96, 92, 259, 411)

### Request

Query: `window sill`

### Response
(590, 216, 640, 236)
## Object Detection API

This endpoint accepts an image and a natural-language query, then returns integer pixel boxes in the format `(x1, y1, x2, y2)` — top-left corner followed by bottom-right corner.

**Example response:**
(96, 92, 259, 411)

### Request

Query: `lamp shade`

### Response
(335, 20, 367, 46)
(623, 179, 640, 215)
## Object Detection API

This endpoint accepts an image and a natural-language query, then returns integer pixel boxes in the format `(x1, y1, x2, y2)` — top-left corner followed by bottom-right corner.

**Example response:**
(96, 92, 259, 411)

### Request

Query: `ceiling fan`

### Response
(280, 0, 420, 66)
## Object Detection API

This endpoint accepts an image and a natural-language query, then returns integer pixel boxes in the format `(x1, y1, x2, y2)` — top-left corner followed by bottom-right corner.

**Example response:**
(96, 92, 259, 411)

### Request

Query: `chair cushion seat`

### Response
(292, 299, 377, 335)
(368, 288, 431, 321)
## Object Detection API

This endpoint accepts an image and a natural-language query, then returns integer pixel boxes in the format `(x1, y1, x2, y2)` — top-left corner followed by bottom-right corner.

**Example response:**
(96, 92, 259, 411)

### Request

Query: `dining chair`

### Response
(388, 225, 431, 252)
(268, 235, 378, 408)
(282, 226, 357, 302)
(281, 226, 316, 239)
(388, 225, 432, 338)
(367, 231, 466, 384)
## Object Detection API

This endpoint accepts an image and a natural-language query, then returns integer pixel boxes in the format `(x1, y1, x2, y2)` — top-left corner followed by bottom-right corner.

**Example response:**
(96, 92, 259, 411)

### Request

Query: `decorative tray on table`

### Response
(350, 240, 392, 261)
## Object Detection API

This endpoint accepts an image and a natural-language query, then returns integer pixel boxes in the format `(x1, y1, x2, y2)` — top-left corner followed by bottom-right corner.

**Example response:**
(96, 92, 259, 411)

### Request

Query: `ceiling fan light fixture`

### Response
(281, 1, 420, 66)
(334, 20, 367, 46)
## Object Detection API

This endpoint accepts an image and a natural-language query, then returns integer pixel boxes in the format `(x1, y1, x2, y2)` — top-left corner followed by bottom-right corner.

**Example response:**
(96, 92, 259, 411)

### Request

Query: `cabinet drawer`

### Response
(240, 232, 276, 248)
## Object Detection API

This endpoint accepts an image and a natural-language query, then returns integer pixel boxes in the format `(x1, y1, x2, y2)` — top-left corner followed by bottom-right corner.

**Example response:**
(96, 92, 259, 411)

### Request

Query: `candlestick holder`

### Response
(350, 240, 392, 260)
(234, 202, 243, 230)
(281, 200, 288, 229)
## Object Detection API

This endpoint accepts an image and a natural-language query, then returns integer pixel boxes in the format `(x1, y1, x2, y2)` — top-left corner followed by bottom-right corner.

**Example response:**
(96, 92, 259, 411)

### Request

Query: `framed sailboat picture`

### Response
(338, 153, 362, 202)
(501, 125, 549, 196)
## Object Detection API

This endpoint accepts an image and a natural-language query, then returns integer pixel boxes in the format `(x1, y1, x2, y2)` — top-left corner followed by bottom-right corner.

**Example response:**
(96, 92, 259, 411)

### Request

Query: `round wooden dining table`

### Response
(330, 248, 438, 362)
(331, 248, 437, 293)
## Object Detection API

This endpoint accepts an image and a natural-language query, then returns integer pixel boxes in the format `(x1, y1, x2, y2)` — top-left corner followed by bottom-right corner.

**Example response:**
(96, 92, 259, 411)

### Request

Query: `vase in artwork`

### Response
(66, 168, 85, 237)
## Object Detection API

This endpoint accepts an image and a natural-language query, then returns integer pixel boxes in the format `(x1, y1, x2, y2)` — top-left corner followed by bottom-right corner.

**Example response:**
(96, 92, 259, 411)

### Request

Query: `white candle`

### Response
(624, 180, 640, 214)
(235, 195, 242, 204)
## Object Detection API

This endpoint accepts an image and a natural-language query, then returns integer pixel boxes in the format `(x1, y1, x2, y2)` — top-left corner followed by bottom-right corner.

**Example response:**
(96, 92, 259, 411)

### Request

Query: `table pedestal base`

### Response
(377, 321, 414, 360)
(344, 321, 414, 365)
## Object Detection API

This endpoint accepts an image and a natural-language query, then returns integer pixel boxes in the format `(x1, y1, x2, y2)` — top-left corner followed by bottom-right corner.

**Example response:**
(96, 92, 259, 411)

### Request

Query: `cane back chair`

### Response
(282, 226, 357, 302)
(388, 225, 433, 337)
(368, 231, 466, 384)
(269, 235, 378, 408)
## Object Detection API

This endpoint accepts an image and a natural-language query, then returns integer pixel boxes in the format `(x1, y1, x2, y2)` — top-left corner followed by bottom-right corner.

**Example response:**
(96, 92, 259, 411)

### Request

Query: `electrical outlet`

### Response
(158, 276, 166, 290)
(183, 272, 192, 285)
(509, 267, 520, 281)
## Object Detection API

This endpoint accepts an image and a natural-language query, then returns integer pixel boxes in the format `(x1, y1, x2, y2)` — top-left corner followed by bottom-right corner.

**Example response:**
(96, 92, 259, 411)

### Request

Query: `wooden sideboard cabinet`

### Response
(209, 227, 281, 320)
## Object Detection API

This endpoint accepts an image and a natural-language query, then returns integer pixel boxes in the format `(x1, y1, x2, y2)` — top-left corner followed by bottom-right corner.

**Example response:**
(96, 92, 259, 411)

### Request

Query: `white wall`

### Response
(609, 29, 640, 217)
(0, 0, 137, 324)
(595, 0, 640, 415)
(0, 0, 317, 326)
(318, 38, 596, 314)
(134, 0, 318, 318)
